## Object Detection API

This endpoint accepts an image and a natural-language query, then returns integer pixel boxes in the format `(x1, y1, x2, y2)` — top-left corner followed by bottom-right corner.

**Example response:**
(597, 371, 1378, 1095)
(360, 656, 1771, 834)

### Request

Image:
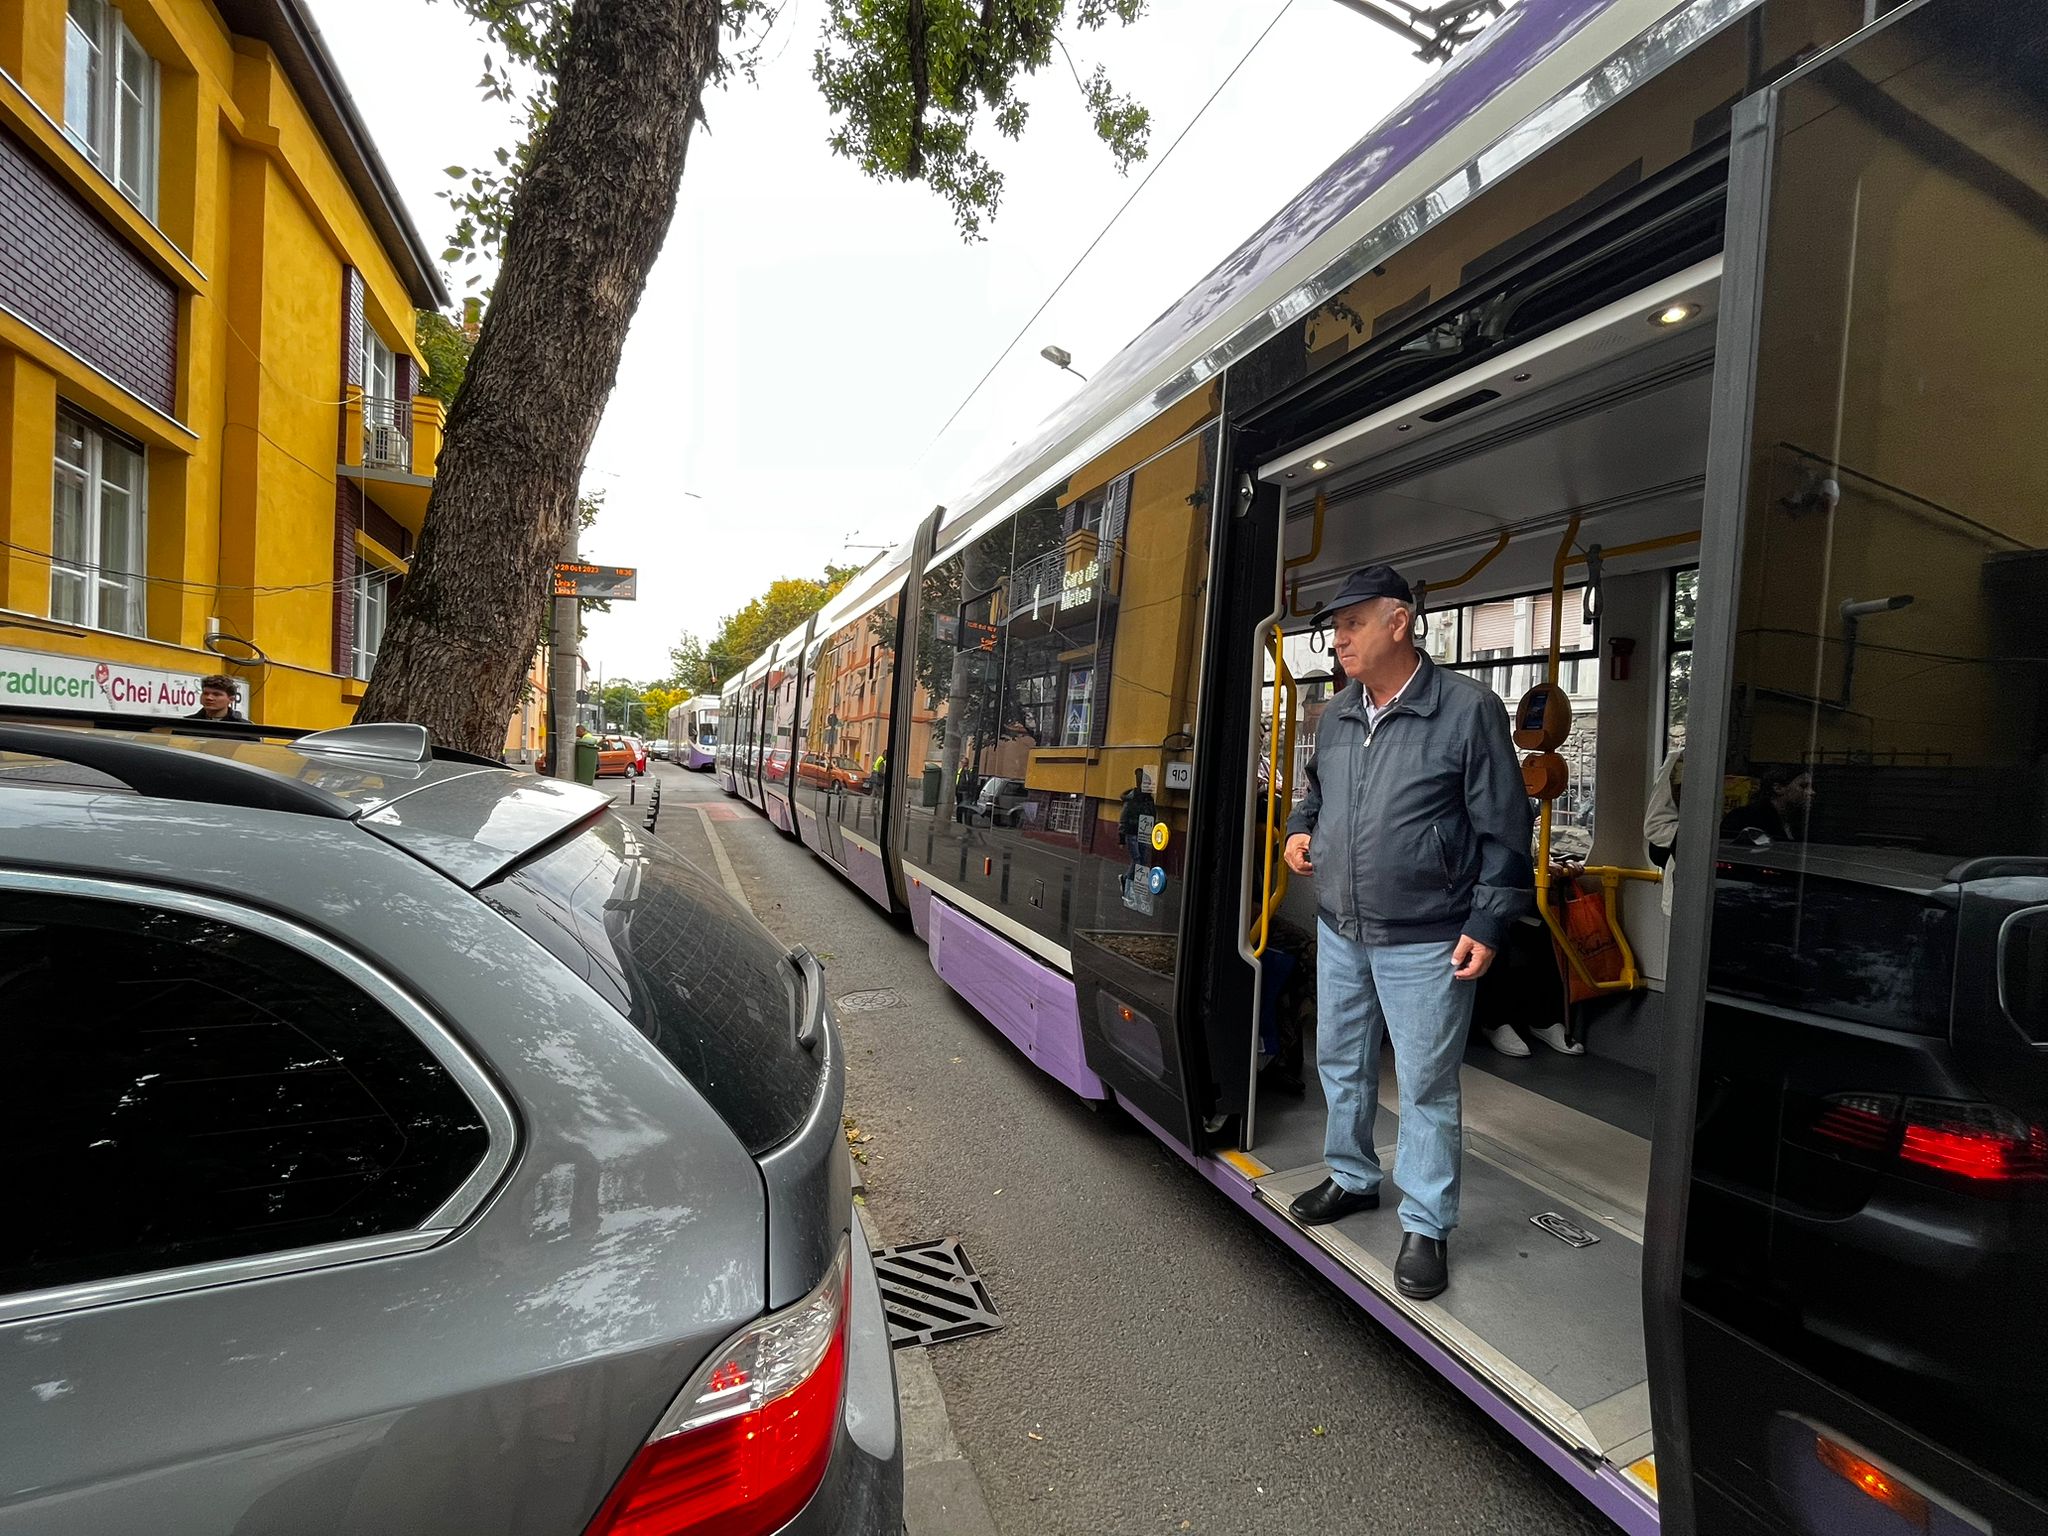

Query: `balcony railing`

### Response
(342, 391, 445, 480)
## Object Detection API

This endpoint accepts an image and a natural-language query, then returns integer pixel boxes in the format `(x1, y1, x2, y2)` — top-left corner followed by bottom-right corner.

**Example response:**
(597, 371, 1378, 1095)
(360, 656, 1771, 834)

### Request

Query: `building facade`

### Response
(0, 0, 445, 726)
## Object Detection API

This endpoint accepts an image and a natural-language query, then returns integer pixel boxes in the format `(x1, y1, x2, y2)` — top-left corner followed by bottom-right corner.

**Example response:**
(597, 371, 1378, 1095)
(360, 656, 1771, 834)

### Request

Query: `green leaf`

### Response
(443, 165, 468, 177)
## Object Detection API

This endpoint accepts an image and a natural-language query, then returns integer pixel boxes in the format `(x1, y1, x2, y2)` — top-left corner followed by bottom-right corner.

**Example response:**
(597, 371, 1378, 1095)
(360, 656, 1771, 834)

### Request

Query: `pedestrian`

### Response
(1117, 769, 1155, 895)
(1722, 763, 1813, 846)
(1281, 564, 1533, 1300)
(188, 673, 247, 722)
(1643, 746, 1683, 916)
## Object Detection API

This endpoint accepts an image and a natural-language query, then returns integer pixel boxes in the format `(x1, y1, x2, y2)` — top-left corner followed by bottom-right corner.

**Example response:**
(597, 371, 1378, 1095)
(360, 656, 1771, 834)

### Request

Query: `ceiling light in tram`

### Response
(1650, 302, 1700, 326)
(1310, 458, 1331, 472)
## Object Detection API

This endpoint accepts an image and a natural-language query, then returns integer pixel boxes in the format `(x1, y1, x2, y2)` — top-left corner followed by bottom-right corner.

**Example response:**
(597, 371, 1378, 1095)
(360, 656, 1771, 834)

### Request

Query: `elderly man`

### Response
(1282, 564, 1532, 1299)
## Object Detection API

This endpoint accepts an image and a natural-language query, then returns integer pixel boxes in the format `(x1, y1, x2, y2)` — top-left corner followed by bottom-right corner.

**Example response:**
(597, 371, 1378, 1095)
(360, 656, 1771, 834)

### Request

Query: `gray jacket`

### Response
(1286, 653, 1533, 950)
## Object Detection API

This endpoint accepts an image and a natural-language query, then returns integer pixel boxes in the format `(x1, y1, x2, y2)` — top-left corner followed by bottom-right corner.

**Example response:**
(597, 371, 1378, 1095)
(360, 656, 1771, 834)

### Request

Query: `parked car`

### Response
(799, 754, 872, 795)
(972, 775, 1033, 826)
(0, 714, 902, 1536)
(649, 738, 677, 762)
(597, 734, 640, 777)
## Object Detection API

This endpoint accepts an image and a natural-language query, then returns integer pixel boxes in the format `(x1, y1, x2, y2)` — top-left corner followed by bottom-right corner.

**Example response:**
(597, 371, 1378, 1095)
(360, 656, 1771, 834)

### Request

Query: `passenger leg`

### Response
(1369, 938, 1478, 1241)
(1310, 919, 1387, 1198)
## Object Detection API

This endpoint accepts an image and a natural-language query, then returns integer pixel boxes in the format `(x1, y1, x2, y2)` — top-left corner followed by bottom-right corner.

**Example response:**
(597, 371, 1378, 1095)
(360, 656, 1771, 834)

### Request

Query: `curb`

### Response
(662, 771, 1001, 1536)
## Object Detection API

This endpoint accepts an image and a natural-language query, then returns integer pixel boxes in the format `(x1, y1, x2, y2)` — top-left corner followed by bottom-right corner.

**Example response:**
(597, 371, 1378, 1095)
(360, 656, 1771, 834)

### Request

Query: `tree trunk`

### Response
(356, 0, 722, 752)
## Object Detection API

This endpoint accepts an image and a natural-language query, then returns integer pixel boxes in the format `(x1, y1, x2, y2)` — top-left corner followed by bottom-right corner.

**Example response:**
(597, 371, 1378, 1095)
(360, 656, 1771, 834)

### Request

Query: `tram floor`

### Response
(1245, 1047, 1656, 1470)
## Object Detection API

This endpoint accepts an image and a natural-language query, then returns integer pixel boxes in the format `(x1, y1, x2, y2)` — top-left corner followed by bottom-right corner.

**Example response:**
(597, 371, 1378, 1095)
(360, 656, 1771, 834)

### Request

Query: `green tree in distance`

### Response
(669, 563, 858, 692)
(357, 0, 1152, 753)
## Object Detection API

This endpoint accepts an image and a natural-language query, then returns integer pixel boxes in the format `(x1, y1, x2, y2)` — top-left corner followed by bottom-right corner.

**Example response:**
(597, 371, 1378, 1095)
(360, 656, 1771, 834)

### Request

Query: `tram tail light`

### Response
(582, 1242, 849, 1536)
(1809, 1094, 2048, 1186)
(1813, 1434, 1930, 1530)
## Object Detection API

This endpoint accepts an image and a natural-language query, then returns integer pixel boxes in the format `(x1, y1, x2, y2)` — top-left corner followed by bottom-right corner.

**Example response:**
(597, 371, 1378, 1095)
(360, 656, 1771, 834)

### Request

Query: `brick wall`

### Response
(362, 499, 410, 560)
(0, 128, 177, 415)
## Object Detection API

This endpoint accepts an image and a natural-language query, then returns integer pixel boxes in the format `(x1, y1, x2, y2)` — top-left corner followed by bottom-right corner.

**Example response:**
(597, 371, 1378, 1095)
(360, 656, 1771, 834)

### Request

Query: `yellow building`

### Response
(0, 0, 446, 727)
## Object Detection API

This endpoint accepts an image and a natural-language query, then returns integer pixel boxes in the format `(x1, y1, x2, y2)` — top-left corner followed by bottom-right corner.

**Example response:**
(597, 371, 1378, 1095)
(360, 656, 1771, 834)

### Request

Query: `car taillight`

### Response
(1898, 1100, 2048, 1182)
(583, 1241, 850, 1536)
(1809, 1094, 2048, 1186)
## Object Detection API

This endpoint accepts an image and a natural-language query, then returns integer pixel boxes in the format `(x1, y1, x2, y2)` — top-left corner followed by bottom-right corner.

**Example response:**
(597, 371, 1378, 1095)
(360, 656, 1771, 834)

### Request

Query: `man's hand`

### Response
(1451, 934, 1497, 980)
(1283, 832, 1314, 875)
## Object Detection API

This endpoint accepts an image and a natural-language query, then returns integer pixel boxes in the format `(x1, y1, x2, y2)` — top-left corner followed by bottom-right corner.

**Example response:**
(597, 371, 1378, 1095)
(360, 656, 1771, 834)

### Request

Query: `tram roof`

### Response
(933, 0, 1753, 548)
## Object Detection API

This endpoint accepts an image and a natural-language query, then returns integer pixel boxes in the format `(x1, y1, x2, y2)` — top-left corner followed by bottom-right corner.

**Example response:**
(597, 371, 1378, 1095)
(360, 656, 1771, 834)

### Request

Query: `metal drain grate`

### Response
(836, 988, 904, 1014)
(871, 1237, 1003, 1348)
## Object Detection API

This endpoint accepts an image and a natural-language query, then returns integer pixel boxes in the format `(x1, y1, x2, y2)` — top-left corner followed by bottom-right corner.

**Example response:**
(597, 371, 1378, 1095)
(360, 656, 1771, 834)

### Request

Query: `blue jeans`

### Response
(1315, 920, 1477, 1240)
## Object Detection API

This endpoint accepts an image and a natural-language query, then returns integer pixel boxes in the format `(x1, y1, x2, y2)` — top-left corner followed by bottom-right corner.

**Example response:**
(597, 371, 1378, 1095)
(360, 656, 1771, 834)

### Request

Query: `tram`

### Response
(665, 696, 719, 771)
(715, 2, 2048, 1530)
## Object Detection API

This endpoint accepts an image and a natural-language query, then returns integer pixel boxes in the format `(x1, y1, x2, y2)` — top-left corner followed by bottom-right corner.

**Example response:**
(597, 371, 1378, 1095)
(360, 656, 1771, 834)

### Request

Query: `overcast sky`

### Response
(306, 0, 1425, 686)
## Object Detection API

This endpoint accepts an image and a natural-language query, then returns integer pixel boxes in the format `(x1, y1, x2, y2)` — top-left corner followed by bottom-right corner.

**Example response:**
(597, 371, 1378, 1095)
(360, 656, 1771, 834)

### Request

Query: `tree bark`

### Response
(356, 0, 723, 752)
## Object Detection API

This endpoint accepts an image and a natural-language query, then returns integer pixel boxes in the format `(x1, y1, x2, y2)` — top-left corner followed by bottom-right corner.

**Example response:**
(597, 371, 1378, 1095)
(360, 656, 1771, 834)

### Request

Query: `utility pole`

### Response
(548, 520, 580, 780)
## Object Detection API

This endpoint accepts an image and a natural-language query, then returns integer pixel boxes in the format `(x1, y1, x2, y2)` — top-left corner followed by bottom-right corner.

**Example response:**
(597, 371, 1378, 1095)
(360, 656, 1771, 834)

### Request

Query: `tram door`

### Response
(1656, 2, 2048, 1531)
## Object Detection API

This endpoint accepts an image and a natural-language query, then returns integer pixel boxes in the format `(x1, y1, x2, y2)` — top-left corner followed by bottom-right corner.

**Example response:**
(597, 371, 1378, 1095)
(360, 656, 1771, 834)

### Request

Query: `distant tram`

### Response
(666, 697, 719, 771)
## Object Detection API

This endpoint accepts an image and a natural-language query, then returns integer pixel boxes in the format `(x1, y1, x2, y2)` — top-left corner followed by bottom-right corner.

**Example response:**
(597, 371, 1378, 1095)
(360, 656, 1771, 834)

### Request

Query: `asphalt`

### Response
(623, 763, 1613, 1536)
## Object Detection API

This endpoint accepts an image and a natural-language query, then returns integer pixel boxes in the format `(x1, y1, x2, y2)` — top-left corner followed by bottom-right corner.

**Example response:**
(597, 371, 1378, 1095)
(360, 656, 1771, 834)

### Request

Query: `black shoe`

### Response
(1289, 1177, 1380, 1225)
(1395, 1232, 1448, 1299)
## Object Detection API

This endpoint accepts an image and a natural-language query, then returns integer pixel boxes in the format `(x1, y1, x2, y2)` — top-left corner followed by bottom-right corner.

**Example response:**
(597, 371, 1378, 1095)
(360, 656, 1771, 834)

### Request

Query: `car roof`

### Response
(0, 714, 609, 889)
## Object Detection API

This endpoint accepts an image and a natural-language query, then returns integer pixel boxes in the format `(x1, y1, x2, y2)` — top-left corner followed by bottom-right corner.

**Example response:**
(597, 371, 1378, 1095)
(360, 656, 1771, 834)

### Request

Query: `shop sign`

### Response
(0, 645, 204, 718)
(1058, 559, 1101, 612)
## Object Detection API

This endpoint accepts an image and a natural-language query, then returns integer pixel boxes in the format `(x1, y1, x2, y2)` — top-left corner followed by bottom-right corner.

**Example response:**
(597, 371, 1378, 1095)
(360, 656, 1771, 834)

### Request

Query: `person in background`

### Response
(1118, 770, 1156, 896)
(1722, 763, 1814, 846)
(1644, 746, 1684, 917)
(188, 674, 247, 723)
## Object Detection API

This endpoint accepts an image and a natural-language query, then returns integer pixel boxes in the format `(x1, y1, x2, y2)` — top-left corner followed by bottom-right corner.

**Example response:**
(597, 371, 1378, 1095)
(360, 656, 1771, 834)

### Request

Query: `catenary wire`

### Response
(920, 0, 1299, 453)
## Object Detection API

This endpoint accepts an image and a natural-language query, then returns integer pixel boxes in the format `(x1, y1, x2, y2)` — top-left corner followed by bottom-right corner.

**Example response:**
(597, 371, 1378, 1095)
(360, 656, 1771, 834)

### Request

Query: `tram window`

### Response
(1422, 583, 1600, 857)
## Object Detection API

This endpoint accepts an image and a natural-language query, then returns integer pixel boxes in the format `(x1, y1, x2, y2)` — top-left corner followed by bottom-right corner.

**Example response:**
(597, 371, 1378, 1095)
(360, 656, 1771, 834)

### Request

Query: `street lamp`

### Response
(1039, 345, 1087, 382)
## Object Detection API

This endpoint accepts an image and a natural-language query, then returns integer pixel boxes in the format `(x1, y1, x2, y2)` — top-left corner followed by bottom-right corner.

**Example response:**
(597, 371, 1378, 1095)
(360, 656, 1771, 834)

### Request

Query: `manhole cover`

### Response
(836, 989, 903, 1014)
(871, 1237, 1002, 1348)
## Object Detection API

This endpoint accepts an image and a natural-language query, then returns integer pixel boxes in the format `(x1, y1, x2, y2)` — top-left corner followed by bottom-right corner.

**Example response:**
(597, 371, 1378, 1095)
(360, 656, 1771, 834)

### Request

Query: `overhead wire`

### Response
(919, 0, 1300, 454)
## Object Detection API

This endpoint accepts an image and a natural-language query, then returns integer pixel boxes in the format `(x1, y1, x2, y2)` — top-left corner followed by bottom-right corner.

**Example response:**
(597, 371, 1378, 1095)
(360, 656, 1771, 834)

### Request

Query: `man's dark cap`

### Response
(1313, 564, 1413, 626)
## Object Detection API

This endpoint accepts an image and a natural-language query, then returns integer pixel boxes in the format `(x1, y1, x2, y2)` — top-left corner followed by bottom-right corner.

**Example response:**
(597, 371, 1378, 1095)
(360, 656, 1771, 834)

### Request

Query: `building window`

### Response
(1061, 665, 1094, 746)
(353, 562, 398, 679)
(51, 409, 145, 635)
(358, 330, 408, 467)
(1666, 565, 1697, 756)
(64, 0, 158, 216)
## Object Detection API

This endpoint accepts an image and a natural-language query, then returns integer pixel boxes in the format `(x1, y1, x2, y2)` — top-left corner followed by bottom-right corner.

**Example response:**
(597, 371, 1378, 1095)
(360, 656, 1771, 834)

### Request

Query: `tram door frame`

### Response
(1645, 1, 2037, 1528)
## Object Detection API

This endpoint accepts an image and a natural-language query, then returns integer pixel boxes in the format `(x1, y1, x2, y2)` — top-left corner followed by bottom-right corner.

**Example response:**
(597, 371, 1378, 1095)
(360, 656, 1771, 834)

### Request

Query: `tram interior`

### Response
(1242, 261, 1721, 1475)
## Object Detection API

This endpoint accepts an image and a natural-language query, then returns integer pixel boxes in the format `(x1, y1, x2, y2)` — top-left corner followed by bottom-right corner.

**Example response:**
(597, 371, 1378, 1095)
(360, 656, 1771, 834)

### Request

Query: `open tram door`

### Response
(1650, 2, 2048, 1531)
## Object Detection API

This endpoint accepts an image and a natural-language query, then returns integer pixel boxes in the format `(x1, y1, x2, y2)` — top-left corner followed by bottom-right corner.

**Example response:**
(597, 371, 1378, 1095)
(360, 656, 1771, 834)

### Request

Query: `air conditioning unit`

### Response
(365, 423, 409, 470)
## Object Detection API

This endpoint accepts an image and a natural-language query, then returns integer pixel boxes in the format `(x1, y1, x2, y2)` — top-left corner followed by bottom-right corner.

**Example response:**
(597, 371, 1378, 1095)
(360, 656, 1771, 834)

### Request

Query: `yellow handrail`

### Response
(1530, 510, 1662, 992)
(1284, 491, 1326, 573)
(1542, 864, 1661, 991)
(1253, 636, 1296, 957)
(1563, 530, 1699, 566)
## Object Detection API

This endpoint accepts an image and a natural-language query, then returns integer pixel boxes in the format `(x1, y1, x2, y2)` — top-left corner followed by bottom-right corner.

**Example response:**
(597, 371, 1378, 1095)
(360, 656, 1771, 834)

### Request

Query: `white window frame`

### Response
(51, 408, 146, 636)
(352, 559, 398, 680)
(359, 329, 397, 420)
(63, 0, 158, 217)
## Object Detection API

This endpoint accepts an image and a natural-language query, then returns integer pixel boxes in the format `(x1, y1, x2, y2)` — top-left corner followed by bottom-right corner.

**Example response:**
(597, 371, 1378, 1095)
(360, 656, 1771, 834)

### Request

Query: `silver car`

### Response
(0, 716, 901, 1536)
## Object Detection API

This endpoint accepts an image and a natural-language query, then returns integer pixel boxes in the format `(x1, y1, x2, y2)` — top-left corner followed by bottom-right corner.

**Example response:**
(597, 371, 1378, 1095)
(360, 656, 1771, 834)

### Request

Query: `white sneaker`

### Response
(1485, 1024, 1531, 1058)
(1531, 1021, 1585, 1056)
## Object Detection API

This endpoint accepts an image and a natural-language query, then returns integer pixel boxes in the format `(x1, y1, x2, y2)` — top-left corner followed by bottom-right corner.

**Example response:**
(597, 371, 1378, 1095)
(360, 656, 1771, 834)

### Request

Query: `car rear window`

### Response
(483, 814, 815, 1153)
